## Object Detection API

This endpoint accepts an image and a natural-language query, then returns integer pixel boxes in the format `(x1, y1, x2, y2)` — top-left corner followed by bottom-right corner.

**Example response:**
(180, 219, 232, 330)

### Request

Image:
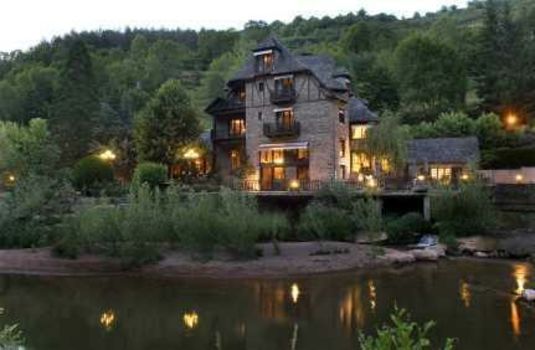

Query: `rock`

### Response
(382, 250, 416, 265)
(474, 251, 490, 258)
(458, 236, 498, 254)
(411, 248, 440, 261)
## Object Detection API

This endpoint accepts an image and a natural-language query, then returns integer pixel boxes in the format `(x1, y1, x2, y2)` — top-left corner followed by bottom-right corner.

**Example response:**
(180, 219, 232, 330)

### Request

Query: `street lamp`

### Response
(183, 148, 200, 160)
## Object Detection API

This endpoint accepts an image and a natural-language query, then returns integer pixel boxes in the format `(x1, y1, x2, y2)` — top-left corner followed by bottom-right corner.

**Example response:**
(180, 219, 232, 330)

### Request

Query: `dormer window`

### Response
(254, 50, 274, 73)
(274, 75, 293, 93)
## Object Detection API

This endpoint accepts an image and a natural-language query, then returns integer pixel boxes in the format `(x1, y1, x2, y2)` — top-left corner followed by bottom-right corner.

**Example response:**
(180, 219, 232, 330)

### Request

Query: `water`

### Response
(0, 259, 534, 350)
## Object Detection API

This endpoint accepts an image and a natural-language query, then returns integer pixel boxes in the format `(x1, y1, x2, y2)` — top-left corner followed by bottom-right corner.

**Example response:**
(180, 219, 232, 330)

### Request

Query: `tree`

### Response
(366, 112, 410, 172)
(50, 39, 100, 164)
(341, 22, 372, 54)
(394, 34, 467, 123)
(134, 80, 200, 168)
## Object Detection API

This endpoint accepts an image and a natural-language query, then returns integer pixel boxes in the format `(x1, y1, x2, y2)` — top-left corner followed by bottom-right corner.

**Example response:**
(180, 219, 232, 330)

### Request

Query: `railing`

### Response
(270, 88, 297, 105)
(228, 179, 366, 192)
(263, 121, 301, 138)
(211, 129, 245, 142)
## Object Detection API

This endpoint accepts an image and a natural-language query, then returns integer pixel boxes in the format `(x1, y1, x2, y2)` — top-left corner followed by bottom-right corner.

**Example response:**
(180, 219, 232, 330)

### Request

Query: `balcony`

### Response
(270, 88, 296, 105)
(263, 121, 300, 138)
(211, 129, 245, 143)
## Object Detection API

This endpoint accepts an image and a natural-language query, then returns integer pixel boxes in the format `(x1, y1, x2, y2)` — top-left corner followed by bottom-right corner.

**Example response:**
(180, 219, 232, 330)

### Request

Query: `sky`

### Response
(1, 0, 468, 52)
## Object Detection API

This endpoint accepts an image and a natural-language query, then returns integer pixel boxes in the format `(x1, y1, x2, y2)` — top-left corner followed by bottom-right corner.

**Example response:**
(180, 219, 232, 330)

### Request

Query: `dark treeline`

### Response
(0, 0, 534, 165)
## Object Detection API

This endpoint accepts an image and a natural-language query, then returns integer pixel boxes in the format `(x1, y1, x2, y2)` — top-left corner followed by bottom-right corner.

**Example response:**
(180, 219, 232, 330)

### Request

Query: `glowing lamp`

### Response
(183, 149, 200, 160)
(417, 175, 426, 182)
(291, 283, 300, 304)
(99, 150, 116, 161)
(7, 175, 15, 183)
(183, 312, 199, 330)
(461, 174, 470, 181)
(515, 174, 524, 183)
(100, 310, 116, 331)
(505, 113, 519, 128)
(289, 180, 300, 190)
(365, 175, 377, 188)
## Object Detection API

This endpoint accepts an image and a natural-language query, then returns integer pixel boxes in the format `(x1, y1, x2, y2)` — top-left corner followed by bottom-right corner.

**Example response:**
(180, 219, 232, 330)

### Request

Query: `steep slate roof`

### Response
(229, 35, 348, 92)
(407, 137, 480, 165)
(348, 97, 378, 123)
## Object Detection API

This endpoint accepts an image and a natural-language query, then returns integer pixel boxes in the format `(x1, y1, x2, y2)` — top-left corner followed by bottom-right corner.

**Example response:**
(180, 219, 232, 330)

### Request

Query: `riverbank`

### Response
(0, 242, 434, 278)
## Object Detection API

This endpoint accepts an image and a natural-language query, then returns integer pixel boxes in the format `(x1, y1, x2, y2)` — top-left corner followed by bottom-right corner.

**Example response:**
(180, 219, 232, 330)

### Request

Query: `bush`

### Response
(359, 308, 455, 350)
(432, 182, 496, 236)
(297, 201, 354, 241)
(352, 197, 383, 235)
(386, 212, 432, 244)
(481, 146, 535, 169)
(72, 156, 114, 193)
(131, 162, 167, 190)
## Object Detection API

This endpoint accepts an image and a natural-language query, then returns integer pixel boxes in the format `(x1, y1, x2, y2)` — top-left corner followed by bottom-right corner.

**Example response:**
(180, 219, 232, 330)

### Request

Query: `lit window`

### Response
(381, 158, 391, 173)
(275, 77, 293, 93)
(229, 119, 245, 136)
(273, 149, 284, 164)
(298, 148, 308, 160)
(351, 152, 371, 173)
(430, 167, 452, 181)
(276, 109, 294, 128)
(256, 53, 273, 72)
(351, 125, 369, 140)
(260, 150, 272, 164)
(230, 150, 241, 170)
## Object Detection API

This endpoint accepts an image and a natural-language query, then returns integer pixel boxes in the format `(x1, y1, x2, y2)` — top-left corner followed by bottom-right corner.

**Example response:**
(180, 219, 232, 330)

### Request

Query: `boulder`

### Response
(457, 236, 498, 254)
(474, 251, 490, 258)
(355, 232, 388, 244)
(411, 248, 440, 261)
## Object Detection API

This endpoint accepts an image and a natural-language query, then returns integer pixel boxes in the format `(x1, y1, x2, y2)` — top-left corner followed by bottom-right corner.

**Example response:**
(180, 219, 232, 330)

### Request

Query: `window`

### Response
(260, 150, 273, 164)
(380, 158, 391, 173)
(274, 76, 293, 93)
(258, 82, 264, 92)
(273, 149, 284, 164)
(229, 119, 245, 136)
(297, 148, 308, 160)
(237, 86, 245, 101)
(230, 150, 241, 170)
(351, 124, 369, 140)
(256, 52, 273, 72)
(258, 111, 263, 121)
(430, 167, 452, 181)
(351, 152, 371, 173)
(276, 109, 294, 128)
(338, 108, 346, 123)
(339, 139, 346, 158)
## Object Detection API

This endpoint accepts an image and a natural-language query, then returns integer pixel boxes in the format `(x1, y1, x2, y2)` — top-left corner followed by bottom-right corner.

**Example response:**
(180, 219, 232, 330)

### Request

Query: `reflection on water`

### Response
(368, 280, 377, 312)
(183, 311, 199, 330)
(459, 280, 471, 308)
(99, 310, 116, 331)
(290, 283, 300, 304)
(513, 263, 529, 295)
(1, 260, 535, 350)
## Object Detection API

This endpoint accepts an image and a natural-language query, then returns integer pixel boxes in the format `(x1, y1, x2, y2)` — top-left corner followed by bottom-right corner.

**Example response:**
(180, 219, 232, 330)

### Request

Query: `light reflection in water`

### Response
(339, 286, 364, 331)
(513, 264, 528, 295)
(290, 323, 299, 350)
(183, 311, 199, 330)
(291, 283, 300, 304)
(99, 310, 116, 331)
(510, 300, 521, 337)
(368, 280, 377, 312)
(459, 280, 471, 308)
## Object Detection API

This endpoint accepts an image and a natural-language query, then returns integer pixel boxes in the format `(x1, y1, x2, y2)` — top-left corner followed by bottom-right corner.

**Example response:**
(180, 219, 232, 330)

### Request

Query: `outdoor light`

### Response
(461, 174, 470, 181)
(99, 149, 116, 161)
(365, 175, 377, 188)
(99, 310, 116, 331)
(183, 312, 199, 330)
(417, 174, 426, 182)
(505, 113, 519, 128)
(7, 175, 15, 183)
(515, 174, 524, 183)
(183, 148, 200, 160)
(357, 173, 364, 182)
(289, 180, 300, 190)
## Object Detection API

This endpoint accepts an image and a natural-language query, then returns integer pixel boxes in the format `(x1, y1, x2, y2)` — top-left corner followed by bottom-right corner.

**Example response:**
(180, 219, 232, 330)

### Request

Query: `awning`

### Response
(259, 142, 309, 150)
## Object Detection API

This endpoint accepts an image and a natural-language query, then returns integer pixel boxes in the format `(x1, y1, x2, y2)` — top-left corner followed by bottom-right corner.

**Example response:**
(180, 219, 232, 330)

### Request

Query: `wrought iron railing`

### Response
(263, 121, 301, 138)
(270, 88, 297, 104)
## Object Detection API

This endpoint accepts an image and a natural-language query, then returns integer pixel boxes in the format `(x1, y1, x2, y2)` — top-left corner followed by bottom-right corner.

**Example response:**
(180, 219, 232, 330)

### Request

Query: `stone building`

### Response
(206, 35, 377, 191)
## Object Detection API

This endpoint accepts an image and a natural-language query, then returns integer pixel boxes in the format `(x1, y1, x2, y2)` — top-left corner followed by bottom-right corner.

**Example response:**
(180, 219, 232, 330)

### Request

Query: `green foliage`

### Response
(359, 307, 455, 350)
(481, 146, 535, 169)
(386, 213, 432, 245)
(72, 155, 114, 192)
(366, 112, 410, 171)
(352, 197, 383, 235)
(0, 118, 60, 177)
(394, 34, 466, 122)
(432, 182, 496, 237)
(133, 79, 201, 166)
(131, 162, 168, 190)
(58, 187, 286, 264)
(297, 202, 354, 242)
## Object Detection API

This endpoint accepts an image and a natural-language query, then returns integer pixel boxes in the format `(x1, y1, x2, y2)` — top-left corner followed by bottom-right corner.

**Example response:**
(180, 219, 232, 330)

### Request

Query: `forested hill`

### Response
(0, 0, 534, 164)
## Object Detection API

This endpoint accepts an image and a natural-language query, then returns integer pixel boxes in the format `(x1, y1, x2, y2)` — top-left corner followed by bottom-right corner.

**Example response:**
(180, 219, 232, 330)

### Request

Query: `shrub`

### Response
(297, 201, 354, 241)
(386, 212, 432, 244)
(131, 162, 167, 190)
(352, 197, 383, 236)
(432, 182, 496, 236)
(359, 308, 455, 350)
(72, 155, 114, 193)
